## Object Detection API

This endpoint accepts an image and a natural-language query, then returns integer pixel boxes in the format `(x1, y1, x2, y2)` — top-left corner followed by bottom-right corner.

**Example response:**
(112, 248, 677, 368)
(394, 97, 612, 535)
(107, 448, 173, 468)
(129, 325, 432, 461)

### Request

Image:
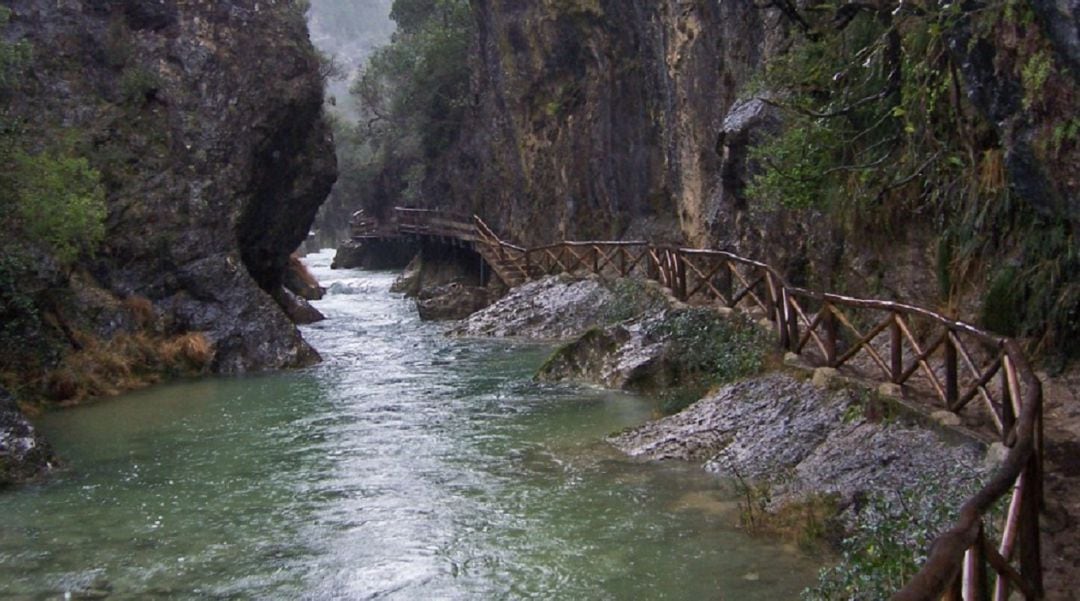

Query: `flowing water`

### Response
(0, 250, 821, 599)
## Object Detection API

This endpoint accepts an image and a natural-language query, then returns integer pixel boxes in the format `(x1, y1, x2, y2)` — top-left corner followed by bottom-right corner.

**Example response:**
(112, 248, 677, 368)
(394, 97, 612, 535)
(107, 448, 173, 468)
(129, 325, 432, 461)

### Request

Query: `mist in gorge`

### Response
(306, 0, 396, 120)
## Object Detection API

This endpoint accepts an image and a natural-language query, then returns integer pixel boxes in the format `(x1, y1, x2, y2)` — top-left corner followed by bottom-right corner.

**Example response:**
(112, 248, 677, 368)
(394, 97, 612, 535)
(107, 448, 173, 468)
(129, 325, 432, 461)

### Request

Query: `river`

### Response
(0, 250, 821, 599)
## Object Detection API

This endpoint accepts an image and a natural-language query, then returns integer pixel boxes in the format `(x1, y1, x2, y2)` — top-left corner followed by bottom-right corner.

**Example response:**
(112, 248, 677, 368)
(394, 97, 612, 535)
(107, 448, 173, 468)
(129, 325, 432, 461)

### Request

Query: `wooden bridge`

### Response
(352, 207, 1046, 601)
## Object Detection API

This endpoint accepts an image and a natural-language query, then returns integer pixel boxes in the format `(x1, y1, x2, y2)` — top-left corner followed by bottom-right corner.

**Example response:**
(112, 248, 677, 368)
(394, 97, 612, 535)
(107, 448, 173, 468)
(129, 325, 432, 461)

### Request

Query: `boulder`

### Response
(274, 287, 325, 325)
(415, 283, 492, 321)
(0, 386, 54, 487)
(284, 255, 324, 301)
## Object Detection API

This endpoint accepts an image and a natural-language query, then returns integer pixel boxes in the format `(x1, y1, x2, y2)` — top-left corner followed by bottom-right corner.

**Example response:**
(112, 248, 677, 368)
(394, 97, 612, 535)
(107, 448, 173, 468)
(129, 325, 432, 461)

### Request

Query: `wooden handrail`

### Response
(380, 205, 1044, 600)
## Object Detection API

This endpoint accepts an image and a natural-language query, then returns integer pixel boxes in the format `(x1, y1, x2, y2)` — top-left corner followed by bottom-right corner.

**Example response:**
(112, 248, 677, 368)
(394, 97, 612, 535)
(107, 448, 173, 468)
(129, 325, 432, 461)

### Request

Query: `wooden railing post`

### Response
(767, 273, 789, 348)
(963, 525, 989, 601)
(943, 570, 963, 601)
(720, 261, 733, 307)
(1020, 455, 1044, 598)
(890, 314, 903, 384)
(783, 289, 799, 351)
(675, 251, 688, 301)
(945, 330, 959, 409)
(1001, 362, 1016, 438)
(823, 303, 838, 366)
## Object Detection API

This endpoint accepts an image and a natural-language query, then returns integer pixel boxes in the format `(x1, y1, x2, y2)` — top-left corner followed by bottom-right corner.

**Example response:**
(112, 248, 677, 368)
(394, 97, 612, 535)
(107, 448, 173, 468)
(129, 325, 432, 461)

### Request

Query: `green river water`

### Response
(0, 250, 822, 599)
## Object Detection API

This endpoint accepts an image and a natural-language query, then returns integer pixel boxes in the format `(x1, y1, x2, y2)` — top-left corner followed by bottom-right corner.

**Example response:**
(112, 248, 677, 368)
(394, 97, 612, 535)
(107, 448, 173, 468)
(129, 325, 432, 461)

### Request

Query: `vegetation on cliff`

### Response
(0, 6, 107, 364)
(750, 0, 1079, 363)
(331, 0, 472, 221)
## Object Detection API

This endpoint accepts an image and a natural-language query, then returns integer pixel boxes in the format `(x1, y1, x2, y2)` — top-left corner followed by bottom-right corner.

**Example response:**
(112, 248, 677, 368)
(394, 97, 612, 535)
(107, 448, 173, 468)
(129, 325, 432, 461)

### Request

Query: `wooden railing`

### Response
(381, 207, 1044, 600)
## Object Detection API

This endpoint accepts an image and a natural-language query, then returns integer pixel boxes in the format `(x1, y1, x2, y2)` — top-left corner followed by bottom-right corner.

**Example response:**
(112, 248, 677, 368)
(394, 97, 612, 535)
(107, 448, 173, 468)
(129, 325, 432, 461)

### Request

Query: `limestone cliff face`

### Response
(4, 0, 337, 374)
(427, 0, 783, 247)
(419, 0, 1078, 314)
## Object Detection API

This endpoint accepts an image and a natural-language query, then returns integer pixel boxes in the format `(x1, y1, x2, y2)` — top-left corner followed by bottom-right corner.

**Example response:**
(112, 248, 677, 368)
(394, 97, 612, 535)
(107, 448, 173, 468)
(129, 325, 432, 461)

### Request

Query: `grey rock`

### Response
(4, 0, 337, 374)
(415, 283, 492, 321)
(451, 275, 616, 340)
(611, 372, 985, 519)
(0, 386, 54, 487)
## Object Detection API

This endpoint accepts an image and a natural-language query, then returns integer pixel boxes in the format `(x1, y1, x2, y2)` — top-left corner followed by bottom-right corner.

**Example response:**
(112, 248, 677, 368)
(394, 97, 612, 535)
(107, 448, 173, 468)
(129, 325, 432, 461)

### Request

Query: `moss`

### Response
(536, 326, 615, 376)
(601, 278, 666, 324)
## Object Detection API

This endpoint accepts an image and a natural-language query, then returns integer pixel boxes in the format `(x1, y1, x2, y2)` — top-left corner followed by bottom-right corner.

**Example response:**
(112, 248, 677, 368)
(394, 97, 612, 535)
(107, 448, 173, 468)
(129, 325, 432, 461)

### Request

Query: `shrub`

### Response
(13, 151, 107, 264)
(601, 278, 666, 324)
(646, 308, 773, 414)
(162, 332, 214, 369)
(652, 308, 771, 384)
(44, 331, 214, 404)
(802, 472, 997, 600)
(119, 66, 161, 105)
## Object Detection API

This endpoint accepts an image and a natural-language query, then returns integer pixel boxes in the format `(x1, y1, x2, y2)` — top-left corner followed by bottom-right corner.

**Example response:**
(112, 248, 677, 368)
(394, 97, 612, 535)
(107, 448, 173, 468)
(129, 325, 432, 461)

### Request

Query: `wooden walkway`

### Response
(352, 207, 1046, 601)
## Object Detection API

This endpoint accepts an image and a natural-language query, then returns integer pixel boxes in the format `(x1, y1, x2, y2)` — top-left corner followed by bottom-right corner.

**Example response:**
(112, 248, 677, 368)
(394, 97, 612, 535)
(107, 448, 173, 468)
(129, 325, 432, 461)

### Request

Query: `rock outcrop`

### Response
(610, 373, 987, 522)
(3, 0, 337, 375)
(450, 275, 619, 340)
(409, 1, 781, 247)
(415, 283, 491, 321)
(0, 386, 54, 487)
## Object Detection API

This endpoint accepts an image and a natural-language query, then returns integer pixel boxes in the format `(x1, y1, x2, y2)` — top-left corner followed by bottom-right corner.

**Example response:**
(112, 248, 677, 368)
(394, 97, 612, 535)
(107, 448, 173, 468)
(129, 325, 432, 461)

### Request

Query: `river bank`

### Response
(444, 273, 1002, 583)
(0, 251, 822, 599)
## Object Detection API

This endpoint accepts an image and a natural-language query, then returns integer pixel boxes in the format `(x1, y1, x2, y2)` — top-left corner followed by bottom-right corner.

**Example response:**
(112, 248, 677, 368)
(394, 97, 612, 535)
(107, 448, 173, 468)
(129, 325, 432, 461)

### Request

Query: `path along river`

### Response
(0, 250, 821, 599)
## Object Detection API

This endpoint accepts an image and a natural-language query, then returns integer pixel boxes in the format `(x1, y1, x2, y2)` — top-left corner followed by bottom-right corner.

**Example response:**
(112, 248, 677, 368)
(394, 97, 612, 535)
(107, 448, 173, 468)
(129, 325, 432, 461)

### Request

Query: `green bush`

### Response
(0, 251, 38, 339)
(750, 0, 1080, 361)
(119, 67, 161, 105)
(13, 151, 107, 264)
(601, 278, 666, 324)
(652, 308, 770, 382)
(802, 473, 997, 600)
(648, 308, 772, 414)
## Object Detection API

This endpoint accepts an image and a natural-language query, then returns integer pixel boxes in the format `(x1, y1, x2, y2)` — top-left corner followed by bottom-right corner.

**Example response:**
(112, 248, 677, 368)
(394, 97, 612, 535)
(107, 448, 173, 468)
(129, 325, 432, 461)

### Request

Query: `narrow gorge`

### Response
(0, 0, 1077, 599)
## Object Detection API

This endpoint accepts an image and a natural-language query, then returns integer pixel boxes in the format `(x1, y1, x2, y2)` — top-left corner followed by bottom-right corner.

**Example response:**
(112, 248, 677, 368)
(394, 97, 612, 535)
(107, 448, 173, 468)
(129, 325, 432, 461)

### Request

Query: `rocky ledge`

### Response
(610, 373, 990, 519)
(450, 274, 665, 339)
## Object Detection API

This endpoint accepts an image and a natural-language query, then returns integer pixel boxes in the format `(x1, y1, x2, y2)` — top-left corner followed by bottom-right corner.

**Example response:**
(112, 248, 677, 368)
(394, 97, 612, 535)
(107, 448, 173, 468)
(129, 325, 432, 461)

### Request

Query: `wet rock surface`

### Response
(0, 386, 54, 487)
(610, 373, 986, 515)
(415, 283, 492, 321)
(284, 255, 325, 301)
(449, 275, 616, 340)
(4, 0, 337, 374)
(333, 239, 417, 271)
(535, 313, 677, 390)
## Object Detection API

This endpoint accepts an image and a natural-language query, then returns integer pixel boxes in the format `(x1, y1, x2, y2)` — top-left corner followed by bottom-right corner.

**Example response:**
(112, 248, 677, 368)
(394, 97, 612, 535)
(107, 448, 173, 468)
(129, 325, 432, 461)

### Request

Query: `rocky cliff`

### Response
(0, 0, 336, 482)
(384, 0, 1078, 354)
(423, 1, 784, 247)
(3, 0, 336, 373)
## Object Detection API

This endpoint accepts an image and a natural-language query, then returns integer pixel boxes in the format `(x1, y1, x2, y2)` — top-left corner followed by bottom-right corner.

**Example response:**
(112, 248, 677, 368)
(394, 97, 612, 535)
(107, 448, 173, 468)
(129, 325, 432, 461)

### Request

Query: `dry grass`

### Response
(289, 254, 320, 290)
(121, 295, 155, 327)
(44, 331, 215, 405)
(161, 332, 214, 369)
